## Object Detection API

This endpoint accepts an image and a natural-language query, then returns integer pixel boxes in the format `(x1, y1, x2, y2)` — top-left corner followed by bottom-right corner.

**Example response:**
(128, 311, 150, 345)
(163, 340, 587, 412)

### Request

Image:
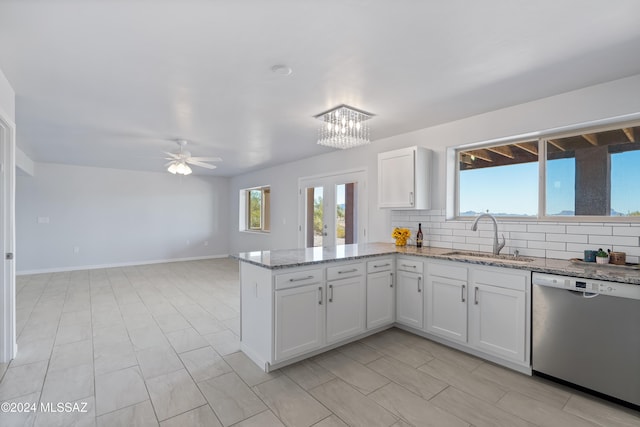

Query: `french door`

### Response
(299, 170, 367, 248)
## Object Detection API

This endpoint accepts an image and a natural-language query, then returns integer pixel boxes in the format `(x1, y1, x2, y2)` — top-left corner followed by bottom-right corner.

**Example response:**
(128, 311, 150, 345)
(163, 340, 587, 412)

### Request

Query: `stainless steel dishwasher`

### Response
(532, 272, 640, 408)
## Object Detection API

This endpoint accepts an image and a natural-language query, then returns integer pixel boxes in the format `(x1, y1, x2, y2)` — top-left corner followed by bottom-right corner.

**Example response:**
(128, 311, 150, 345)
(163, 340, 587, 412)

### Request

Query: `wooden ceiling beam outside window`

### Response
(514, 142, 538, 156)
(487, 145, 515, 159)
(582, 133, 598, 145)
(464, 149, 494, 163)
(623, 128, 636, 142)
(547, 139, 566, 151)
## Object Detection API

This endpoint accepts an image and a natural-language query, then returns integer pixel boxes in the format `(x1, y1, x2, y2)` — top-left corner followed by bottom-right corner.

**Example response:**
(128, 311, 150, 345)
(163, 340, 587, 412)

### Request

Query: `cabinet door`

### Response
(326, 275, 366, 344)
(396, 270, 423, 328)
(275, 284, 325, 361)
(425, 275, 467, 343)
(367, 270, 394, 329)
(378, 148, 415, 208)
(469, 283, 526, 362)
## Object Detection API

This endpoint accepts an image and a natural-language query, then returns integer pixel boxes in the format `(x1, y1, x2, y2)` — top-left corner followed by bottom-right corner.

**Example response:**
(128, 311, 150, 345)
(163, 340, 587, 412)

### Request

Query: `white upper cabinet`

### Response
(378, 146, 431, 209)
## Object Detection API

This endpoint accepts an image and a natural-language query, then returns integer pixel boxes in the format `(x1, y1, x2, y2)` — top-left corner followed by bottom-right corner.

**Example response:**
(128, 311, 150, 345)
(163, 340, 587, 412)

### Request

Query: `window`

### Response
(458, 140, 539, 217)
(545, 125, 640, 217)
(454, 120, 640, 220)
(240, 186, 270, 232)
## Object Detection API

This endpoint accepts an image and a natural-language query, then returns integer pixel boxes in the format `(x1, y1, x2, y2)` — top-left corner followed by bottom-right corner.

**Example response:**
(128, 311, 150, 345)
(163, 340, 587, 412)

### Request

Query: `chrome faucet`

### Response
(471, 213, 506, 255)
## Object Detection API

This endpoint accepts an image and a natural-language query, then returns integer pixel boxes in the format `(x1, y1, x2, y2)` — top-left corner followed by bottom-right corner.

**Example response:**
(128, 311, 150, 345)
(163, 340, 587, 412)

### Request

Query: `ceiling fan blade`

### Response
(189, 156, 222, 162)
(186, 159, 217, 169)
(164, 161, 176, 167)
(164, 152, 180, 159)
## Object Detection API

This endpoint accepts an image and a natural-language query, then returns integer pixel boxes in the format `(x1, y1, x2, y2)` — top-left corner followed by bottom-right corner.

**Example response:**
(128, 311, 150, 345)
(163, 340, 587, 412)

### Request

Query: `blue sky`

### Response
(460, 150, 640, 216)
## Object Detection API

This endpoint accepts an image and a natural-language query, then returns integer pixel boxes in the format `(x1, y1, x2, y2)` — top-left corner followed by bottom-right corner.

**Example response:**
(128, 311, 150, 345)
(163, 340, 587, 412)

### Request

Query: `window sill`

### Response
(240, 230, 271, 235)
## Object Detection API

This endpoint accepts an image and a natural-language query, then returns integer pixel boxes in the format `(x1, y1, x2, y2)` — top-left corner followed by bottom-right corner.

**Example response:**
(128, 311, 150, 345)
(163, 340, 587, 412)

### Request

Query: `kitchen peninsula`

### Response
(233, 243, 640, 374)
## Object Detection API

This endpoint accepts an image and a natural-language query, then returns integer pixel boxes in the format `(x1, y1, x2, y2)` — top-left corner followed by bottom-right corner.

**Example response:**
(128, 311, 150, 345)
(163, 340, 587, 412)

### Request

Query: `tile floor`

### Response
(1, 258, 638, 426)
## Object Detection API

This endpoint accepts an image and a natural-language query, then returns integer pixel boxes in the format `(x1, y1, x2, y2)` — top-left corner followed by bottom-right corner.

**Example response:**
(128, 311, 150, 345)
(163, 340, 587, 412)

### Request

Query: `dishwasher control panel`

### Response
(532, 273, 640, 300)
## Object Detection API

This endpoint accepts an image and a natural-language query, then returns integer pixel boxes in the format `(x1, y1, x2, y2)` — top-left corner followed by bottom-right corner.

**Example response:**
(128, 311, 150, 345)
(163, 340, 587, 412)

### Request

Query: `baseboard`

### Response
(16, 254, 231, 275)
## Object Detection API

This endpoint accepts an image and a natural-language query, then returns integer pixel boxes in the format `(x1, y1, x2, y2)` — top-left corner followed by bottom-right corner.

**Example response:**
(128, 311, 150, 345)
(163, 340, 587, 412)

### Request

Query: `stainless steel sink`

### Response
(443, 251, 535, 264)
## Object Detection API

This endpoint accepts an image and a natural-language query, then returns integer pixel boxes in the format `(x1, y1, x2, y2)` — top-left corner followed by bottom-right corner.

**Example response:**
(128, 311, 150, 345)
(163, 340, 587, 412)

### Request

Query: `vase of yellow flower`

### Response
(392, 227, 411, 246)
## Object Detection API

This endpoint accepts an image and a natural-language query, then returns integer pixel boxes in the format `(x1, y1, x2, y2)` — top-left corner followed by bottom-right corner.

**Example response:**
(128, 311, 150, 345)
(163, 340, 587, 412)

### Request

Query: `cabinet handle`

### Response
(401, 264, 417, 269)
(338, 268, 358, 274)
(409, 191, 414, 205)
(329, 284, 334, 302)
(390, 272, 394, 288)
(461, 284, 466, 302)
(373, 263, 390, 268)
(417, 276, 422, 293)
(290, 275, 314, 282)
(474, 286, 479, 305)
(318, 287, 323, 305)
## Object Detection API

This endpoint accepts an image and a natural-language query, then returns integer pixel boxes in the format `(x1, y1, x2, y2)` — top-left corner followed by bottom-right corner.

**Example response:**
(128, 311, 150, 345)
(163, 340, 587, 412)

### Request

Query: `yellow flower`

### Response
(392, 227, 411, 239)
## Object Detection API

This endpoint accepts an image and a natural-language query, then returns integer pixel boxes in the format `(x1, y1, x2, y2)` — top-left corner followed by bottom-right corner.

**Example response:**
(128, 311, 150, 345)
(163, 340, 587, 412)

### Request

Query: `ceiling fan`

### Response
(164, 140, 222, 175)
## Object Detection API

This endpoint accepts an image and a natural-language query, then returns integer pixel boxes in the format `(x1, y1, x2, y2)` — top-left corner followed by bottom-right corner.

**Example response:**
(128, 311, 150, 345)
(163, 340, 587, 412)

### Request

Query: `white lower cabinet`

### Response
(242, 254, 530, 373)
(273, 261, 365, 363)
(426, 275, 467, 343)
(422, 261, 529, 367)
(396, 258, 424, 328)
(425, 261, 468, 343)
(326, 275, 366, 343)
(367, 271, 394, 329)
(366, 257, 395, 329)
(469, 269, 528, 363)
(275, 283, 325, 361)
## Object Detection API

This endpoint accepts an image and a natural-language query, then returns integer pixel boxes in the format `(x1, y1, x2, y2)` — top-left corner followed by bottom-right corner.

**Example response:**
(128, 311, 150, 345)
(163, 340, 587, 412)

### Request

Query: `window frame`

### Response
(239, 185, 271, 233)
(448, 113, 640, 222)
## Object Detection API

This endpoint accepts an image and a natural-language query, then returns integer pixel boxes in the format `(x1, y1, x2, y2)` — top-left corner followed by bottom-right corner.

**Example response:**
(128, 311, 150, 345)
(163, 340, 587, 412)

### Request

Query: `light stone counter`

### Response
(232, 242, 640, 285)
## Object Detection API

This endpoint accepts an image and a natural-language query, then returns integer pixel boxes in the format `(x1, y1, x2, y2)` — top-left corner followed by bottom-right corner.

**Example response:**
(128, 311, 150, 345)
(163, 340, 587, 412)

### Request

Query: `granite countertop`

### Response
(231, 242, 640, 285)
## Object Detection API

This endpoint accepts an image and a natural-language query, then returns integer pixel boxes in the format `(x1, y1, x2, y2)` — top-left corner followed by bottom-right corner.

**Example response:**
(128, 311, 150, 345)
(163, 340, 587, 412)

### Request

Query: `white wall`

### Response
(16, 163, 230, 273)
(229, 73, 640, 254)
(0, 68, 14, 122)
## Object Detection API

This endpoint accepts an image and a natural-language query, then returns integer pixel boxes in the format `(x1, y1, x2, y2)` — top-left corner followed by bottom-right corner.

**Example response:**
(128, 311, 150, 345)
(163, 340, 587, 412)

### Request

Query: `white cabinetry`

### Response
(326, 263, 366, 344)
(275, 283, 325, 361)
(425, 261, 468, 343)
(469, 267, 529, 364)
(366, 257, 395, 329)
(395, 257, 424, 328)
(378, 146, 431, 209)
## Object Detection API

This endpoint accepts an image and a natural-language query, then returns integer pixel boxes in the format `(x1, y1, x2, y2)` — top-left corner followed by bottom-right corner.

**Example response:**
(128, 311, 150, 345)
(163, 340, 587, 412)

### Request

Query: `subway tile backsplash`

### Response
(390, 209, 640, 264)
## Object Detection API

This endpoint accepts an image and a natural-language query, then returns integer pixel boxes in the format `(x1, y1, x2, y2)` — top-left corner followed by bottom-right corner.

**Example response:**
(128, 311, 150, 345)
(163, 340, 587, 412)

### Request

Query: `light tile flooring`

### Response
(1, 258, 638, 427)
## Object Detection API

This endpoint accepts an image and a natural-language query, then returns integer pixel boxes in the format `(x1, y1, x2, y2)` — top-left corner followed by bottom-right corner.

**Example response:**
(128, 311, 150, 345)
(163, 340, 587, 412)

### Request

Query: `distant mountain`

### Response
(460, 211, 536, 217)
(549, 208, 626, 216)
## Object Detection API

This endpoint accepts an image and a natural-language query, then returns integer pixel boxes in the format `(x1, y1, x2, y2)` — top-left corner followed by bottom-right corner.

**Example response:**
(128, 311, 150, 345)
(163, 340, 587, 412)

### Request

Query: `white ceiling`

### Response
(2, 1, 640, 177)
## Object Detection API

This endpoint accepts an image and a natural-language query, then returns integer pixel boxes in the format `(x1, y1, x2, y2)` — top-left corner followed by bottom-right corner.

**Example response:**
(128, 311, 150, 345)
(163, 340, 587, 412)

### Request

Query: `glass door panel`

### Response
(306, 187, 324, 248)
(336, 182, 357, 245)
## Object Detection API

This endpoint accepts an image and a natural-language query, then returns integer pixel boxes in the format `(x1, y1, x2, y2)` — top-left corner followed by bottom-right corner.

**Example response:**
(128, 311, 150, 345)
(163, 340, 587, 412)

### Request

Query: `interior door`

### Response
(0, 114, 16, 363)
(299, 171, 366, 248)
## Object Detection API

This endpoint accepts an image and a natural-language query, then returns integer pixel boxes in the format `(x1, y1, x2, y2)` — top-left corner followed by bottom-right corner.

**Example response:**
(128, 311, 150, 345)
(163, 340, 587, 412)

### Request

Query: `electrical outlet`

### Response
(37, 217, 50, 224)
(204, 241, 209, 246)
(73, 246, 80, 254)
(186, 240, 190, 246)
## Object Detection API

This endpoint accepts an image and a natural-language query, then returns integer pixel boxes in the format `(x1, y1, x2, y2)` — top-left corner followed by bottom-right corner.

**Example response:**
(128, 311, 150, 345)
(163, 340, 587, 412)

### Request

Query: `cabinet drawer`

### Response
(367, 258, 394, 273)
(327, 263, 364, 281)
(275, 268, 323, 290)
(473, 268, 527, 292)
(397, 258, 423, 273)
(428, 262, 467, 281)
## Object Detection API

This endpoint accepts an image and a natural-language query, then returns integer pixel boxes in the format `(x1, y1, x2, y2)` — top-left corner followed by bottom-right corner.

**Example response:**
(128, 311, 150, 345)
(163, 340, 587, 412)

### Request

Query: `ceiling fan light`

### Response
(176, 162, 186, 174)
(183, 164, 193, 175)
(167, 162, 178, 174)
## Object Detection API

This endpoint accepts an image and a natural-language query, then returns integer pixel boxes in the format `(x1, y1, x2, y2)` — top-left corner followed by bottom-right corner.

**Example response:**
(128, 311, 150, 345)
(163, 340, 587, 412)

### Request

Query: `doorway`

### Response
(299, 170, 367, 248)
